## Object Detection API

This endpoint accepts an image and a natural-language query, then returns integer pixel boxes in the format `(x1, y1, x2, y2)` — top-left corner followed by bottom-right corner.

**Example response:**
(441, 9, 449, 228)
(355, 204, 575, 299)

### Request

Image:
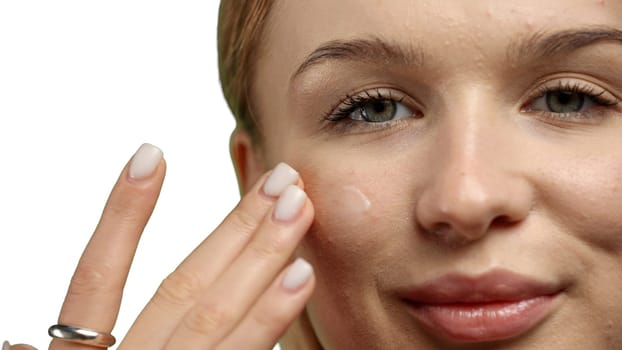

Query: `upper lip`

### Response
(399, 269, 563, 304)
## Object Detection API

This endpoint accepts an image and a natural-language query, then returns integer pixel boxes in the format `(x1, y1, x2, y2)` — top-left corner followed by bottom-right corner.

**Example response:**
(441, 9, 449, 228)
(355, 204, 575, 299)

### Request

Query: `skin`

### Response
(10, 1, 622, 349)
(233, 0, 622, 348)
(12, 148, 317, 349)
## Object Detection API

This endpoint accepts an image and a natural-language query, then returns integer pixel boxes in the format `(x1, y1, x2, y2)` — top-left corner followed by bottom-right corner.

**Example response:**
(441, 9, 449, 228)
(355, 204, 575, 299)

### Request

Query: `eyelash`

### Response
(321, 82, 621, 133)
(321, 89, 413, 133)
(523, 81, 620, 122)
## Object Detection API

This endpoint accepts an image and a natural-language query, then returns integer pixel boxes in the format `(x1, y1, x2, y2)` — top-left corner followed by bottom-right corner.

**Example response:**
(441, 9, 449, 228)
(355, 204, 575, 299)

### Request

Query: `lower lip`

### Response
(406, 294, 559, 342)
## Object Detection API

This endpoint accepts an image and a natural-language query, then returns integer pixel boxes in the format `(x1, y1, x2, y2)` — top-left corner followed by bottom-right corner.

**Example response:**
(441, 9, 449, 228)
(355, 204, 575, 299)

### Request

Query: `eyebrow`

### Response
(292, 37, 424, 81)
(291, 27, 622, 82)
(508, 27, 622, 63)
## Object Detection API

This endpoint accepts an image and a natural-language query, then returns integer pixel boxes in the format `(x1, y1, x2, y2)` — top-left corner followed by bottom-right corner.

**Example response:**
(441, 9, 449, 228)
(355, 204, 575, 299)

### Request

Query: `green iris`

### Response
(546, 91, 585, 114)
(362, 100, 397, 122)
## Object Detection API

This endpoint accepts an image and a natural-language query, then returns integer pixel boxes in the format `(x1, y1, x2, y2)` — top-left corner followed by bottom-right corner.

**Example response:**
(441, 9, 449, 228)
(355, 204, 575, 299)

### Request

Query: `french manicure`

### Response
(274, 185, 307, 222)
(129, 143, 163, 179)
(282, 258, 313, 291)
(263, 163, 299, 197)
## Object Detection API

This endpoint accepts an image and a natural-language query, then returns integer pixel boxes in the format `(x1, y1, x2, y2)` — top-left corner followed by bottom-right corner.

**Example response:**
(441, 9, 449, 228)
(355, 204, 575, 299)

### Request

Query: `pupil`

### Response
(546, 91, 584, 113)
(372, 101, 386, 113)
(363, 100, 396, 122)
(558, 92, 572, 104)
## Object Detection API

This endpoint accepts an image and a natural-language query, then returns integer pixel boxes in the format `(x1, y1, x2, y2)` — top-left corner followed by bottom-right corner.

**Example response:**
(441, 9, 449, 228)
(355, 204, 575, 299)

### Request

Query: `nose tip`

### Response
(416, 170, 531, 244)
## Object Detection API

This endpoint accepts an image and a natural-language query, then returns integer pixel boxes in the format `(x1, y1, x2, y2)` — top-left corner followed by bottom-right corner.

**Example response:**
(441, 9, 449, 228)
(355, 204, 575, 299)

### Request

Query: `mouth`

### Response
(399, 269, 565, 343)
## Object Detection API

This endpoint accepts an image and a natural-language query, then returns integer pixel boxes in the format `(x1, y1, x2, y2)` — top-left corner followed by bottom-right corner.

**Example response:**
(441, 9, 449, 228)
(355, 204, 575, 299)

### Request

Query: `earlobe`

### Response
(230, 128, 265, 195)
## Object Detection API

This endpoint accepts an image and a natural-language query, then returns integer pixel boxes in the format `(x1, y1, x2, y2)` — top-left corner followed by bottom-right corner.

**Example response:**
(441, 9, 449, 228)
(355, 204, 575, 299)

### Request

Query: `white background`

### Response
(0, 1, 267, 348)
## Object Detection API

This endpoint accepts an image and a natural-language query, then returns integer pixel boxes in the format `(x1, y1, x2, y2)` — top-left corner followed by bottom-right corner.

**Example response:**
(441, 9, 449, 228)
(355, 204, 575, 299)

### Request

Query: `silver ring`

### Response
(48, 324, 116, 348)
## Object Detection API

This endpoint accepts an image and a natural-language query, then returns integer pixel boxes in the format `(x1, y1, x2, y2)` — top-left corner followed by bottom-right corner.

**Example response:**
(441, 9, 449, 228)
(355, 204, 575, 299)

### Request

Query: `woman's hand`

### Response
(8, 144, 315, 350)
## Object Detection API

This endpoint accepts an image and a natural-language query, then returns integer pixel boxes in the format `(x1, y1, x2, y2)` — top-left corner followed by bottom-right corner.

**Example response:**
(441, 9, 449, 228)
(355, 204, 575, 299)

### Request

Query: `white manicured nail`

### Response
(274, 185, 306, 221)
(263, 163, 299, 196)
(11, 345, 36, 350)
(282, 258, 313, 291)
(129, 143, 163, 179)
(3, 341, 10, 350)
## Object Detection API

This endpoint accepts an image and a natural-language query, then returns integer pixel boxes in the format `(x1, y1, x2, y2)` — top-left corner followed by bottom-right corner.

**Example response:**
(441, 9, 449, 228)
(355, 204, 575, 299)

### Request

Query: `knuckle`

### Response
(249, 234, 289, 260)
(104, 199, 142, 225)
(252, 304, 292, 330)
(153, 270, 202, 306)
(229, 208, 259, 234)
(185, 301, 232, 335)
(67, 263, 117, 298)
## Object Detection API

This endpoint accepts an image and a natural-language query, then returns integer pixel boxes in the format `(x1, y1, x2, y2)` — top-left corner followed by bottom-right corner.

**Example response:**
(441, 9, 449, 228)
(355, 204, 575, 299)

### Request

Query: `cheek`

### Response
(300, 167, 384, 268)
(292, 158, 414, 278)
(538, 156, 622, 252)
(292, 163, 410, 344)
(276, 137, 421, 270)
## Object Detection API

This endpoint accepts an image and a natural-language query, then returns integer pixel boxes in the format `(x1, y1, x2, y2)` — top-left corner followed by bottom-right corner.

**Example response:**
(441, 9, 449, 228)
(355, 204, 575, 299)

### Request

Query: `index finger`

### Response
(50, 144, 165, 350)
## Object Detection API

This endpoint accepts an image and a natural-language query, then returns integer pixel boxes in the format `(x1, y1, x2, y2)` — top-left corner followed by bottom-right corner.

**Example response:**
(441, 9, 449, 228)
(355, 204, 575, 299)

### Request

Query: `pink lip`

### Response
(400, 269, 564, 342)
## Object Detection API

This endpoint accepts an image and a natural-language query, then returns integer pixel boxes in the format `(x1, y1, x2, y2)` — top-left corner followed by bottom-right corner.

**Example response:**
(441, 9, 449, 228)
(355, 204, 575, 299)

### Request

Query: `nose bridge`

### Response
(441, 98, 497, 197)
(416, 91, 530, 243)
(437, 99, 500, 215)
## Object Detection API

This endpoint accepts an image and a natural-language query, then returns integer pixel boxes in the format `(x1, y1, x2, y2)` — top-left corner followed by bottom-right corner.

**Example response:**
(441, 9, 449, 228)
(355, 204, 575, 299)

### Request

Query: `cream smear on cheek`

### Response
(335, 185, 372, 224)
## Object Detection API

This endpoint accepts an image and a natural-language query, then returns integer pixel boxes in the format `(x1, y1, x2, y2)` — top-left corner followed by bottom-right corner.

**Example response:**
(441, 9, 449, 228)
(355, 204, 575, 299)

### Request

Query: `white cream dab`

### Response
(339, 185, 372, 221)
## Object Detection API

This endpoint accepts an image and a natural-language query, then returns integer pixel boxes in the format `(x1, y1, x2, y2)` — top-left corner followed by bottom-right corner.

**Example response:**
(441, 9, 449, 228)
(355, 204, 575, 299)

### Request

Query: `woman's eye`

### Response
(526, 80, 622, 122)
(321, 90, 421, 134)
(531, 90, 594, 114)
(348, 98, 414, 123)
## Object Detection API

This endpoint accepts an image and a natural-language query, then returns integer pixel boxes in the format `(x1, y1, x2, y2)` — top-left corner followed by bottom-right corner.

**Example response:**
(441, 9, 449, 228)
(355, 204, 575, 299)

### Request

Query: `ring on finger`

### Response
(48, 324, 116, 348)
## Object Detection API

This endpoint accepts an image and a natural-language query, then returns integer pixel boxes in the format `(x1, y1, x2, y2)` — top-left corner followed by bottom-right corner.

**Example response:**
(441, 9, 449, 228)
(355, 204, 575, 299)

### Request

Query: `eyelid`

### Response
(521, 78, 620, 111)
(323, 87, 418, 121)
(519, 77, 621, 126)
(319, 87, 422, 135)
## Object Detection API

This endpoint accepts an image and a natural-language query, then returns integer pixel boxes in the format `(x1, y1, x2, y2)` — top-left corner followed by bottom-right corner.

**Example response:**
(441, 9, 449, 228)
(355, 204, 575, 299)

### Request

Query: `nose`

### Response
(415, 107, 532, 245)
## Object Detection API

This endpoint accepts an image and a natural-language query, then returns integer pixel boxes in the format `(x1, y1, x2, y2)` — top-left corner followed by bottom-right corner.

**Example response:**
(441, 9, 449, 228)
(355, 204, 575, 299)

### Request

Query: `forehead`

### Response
(262, 0, 621, 76)
(249, 0, 622, 145)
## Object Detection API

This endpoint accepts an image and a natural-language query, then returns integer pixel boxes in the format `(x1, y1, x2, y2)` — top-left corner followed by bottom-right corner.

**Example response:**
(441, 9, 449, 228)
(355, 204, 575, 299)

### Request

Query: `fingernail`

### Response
(263, 162, 299, 197)
(282, 258, 313, 291)
(274, 185, 306, 222)
(12, 345, 37, 350)
(3, 341, 10, 350)
(129, 143, 163, 179)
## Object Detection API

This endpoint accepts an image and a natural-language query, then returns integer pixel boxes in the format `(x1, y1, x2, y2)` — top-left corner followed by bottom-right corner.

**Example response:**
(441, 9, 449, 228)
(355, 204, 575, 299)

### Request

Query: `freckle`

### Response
(597, 0, 606, 6)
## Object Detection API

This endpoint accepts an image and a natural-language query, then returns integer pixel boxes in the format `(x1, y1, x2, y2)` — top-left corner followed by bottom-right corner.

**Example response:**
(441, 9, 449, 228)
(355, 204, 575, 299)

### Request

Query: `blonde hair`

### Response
(218, 0, 275, 142)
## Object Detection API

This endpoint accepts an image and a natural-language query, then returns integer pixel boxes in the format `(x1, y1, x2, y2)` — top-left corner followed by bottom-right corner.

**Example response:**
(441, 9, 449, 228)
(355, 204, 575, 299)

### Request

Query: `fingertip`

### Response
(10, 344, 38, 350)
(296, 177, 305, 190)
(263, 163, 300, 197)
(282, 257, 314, 292)
(254, 171, 276, 198)
(127, 143, 164, 181)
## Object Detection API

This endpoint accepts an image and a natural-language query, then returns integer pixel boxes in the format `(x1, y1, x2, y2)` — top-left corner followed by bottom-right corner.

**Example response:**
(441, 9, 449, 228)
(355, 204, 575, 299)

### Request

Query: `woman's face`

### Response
(245, 0, 622, 348)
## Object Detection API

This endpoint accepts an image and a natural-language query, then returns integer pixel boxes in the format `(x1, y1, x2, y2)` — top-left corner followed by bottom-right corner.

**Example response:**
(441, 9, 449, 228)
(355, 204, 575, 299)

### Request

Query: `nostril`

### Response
(429, 223, 452, 237)
(414, 173, 533, 246)
(423, 214, 522, 246)
(424, 223, 470, 246)
(490, 214, 517, 229)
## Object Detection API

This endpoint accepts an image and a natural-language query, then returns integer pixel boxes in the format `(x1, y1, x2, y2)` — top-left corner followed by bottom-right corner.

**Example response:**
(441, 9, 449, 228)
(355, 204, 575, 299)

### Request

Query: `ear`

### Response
(230, 128, 266, 195)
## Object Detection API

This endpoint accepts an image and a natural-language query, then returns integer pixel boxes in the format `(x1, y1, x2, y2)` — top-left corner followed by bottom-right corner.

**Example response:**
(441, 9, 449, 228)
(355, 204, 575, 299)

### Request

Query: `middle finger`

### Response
(119, 163, 300, 347)
(165, 184, 314, 349)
